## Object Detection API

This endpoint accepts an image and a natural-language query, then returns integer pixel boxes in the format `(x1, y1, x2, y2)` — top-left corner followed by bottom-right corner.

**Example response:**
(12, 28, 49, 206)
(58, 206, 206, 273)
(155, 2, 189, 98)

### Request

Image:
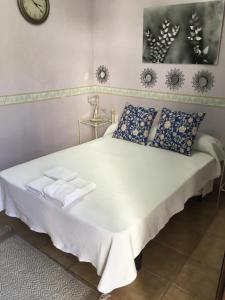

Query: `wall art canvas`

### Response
(143, 0, 224, 64)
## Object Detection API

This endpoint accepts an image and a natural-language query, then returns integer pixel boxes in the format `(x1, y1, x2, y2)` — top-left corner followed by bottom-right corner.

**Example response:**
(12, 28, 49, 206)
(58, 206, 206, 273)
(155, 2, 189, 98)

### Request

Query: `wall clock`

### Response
(18, 0, 50, 25)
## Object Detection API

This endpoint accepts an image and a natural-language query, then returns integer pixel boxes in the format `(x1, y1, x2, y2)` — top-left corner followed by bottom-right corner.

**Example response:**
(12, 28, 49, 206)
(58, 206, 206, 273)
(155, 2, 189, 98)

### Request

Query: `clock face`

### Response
(18, 0, 50, 24)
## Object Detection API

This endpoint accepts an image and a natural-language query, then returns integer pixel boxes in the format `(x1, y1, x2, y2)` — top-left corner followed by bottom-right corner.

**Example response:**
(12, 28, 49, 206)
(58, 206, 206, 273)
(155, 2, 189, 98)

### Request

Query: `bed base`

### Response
(134, 250, 143, 271)
(196, 195, 203, 202)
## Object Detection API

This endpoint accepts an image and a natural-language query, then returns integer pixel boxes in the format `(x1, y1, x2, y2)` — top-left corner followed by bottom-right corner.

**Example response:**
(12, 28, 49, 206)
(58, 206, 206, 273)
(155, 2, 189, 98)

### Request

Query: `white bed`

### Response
(0, 134, 221, 293)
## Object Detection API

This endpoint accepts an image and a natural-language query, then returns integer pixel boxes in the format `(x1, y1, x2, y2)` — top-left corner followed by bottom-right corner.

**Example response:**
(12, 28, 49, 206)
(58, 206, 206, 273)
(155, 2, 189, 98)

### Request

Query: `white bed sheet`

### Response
(0, 135, 221, 293)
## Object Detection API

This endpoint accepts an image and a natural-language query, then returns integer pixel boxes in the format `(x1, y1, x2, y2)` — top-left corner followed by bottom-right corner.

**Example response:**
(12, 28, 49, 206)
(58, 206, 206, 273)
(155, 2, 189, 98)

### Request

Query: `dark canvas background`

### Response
(143, 1, 224, 64)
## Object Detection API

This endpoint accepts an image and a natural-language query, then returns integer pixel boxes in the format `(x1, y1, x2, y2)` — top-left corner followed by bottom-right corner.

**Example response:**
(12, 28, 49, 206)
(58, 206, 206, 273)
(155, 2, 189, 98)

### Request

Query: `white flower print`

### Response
(187, 140, 192, 147)
(179, 126, 186, 133)
(192, 127, 197, 135)
(144, 130, 149, 137)
(164, 121, 171, 129)
(121, 124, 127, 131)
(133, 129, 139, 136)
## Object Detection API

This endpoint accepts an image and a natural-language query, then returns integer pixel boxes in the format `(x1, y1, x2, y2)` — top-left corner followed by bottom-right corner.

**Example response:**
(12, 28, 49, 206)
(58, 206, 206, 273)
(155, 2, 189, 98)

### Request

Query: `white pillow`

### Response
(104, 122, 118, 136)
(193, 132, 225, 162)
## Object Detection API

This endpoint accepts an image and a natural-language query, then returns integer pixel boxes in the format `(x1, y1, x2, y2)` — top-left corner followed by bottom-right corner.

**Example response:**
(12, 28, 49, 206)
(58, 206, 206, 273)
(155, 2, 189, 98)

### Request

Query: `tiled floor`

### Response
(0, 190, 224, 300)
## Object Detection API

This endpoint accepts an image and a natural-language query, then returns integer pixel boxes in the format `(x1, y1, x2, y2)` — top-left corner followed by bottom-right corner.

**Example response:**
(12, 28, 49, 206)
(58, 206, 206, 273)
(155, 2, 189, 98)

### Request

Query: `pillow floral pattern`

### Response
(113, 104, 157, 145)
(151, 108, 205, 156)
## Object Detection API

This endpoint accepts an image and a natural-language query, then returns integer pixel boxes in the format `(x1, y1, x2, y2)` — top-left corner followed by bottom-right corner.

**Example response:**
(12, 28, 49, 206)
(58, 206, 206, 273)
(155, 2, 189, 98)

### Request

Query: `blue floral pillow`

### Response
(113, 104, 157, 145)
(151, 108, 205, 156)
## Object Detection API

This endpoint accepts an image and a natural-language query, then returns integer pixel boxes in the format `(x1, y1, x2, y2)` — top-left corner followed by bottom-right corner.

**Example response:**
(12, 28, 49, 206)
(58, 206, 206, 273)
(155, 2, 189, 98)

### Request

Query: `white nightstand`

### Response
(217, 161, 225, 207)
(78, 119, 111, 144)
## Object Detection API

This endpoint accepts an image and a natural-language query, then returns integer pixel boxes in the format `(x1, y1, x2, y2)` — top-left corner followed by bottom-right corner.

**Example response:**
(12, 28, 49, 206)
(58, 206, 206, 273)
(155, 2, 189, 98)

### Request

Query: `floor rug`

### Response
(0, 225, 96, 300)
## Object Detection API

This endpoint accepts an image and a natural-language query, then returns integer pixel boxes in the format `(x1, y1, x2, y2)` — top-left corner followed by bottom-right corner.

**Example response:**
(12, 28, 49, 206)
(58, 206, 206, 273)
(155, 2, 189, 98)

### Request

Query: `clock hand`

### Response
(34, 2, 44, 13)
(33, 0, 43, 8)
(31, 0, 44, 13)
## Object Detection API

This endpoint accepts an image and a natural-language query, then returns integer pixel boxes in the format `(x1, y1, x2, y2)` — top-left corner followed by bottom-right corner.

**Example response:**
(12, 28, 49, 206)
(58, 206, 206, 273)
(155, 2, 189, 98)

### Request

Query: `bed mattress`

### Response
(0, 135, 220, 293)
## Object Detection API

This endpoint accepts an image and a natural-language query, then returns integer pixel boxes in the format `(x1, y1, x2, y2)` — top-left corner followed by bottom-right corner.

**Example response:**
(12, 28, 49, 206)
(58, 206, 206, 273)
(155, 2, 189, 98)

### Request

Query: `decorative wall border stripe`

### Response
(0, 85, 225, 108)
(93, 86, 225, 108)
(0, 86, 93, 106)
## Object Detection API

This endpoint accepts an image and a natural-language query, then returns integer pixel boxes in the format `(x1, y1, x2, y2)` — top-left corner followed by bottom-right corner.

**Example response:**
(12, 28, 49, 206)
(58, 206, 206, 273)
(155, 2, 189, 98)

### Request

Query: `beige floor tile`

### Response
(38, 241, 78, 268)
(191, 232, 225, 271)
(171, 208, 214, 234)
(185, 194, 218, 218)
(17, 226, 51, 247)
(154, 219, 203, 256)
(175, 258, 220, 300)
(70, 261, 100, 288)
(207, 215, 225, 241)
(111, 269, 170, 300)
(0, 214, 6, 226)
(218, 204, 225, 218)
(0, 212, 50, 247)
(217, 188, 225, 210)
(0, 221, 6, 229)
(0, 212, 24, 228)
(162, 285, 197, 300)
(83, 291, 101, 300)
(143, 241, 187, 282)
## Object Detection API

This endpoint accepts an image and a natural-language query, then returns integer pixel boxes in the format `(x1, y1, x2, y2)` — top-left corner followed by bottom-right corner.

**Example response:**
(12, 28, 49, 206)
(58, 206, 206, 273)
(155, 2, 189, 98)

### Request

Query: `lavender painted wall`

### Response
(0, 96, 95, 170)
(0, 0, 93, 170)
(93, 0, 225, 142)
(0, 0, 92, 95)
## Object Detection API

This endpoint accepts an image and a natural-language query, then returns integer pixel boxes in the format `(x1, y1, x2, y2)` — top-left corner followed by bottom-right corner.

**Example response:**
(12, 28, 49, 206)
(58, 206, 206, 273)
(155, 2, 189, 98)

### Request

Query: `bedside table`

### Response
(78, 119, 111, 144)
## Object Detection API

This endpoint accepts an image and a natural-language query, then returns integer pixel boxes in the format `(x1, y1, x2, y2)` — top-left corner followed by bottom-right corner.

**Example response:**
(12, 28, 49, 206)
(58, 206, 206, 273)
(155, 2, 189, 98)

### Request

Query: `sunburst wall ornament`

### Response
(96, 65, 109, 84)
(192, 70, 214, 94)
(140, 68, 157, 88)
(165, 68, 185, 90)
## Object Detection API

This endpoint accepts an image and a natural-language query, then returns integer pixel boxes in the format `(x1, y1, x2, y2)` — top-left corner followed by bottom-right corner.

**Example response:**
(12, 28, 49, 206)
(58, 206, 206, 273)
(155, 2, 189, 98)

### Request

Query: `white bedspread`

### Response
(0, 135, 221, 293)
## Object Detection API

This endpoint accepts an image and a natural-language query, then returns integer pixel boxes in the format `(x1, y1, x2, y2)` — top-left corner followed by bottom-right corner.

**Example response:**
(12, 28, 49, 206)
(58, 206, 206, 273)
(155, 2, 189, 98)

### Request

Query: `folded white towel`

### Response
(26, 176, 55, 197)
(44, 167, 78, 181)
(43, 178, 96, 208)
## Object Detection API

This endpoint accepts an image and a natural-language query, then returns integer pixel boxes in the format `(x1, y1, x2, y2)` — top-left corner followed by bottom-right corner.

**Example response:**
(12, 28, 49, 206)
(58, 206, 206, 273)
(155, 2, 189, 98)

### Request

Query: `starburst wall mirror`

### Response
(140, 68, 157, 88)
(96, 66, 110, 84)
(192, 70, 214, 93)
